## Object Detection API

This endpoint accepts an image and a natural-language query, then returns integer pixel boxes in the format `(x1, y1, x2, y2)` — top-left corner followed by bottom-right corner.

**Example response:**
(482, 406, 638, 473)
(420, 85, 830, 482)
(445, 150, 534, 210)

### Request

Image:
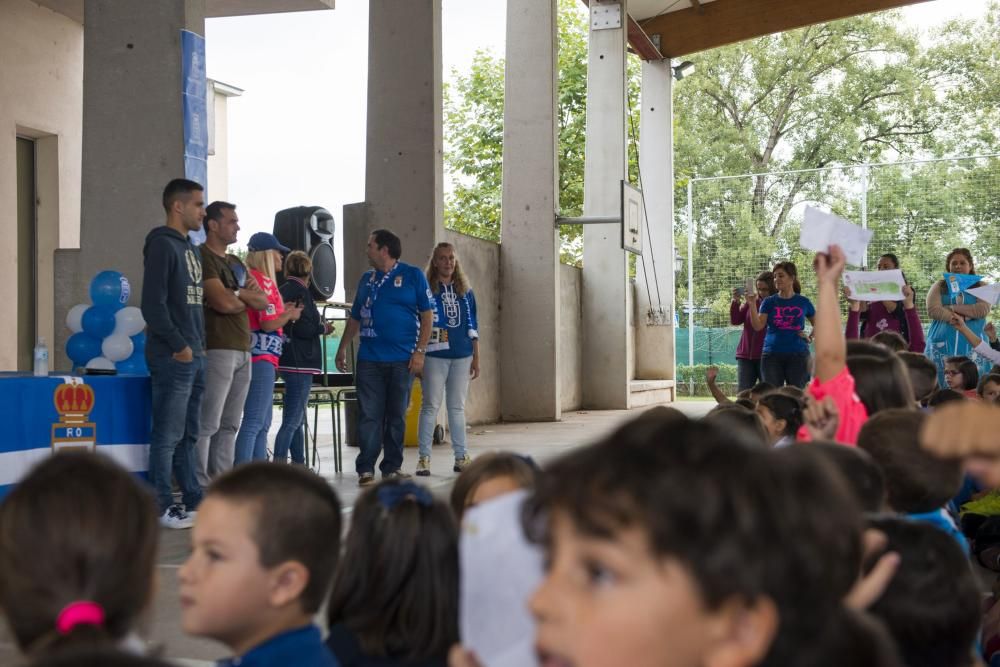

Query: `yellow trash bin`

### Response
(404, 378, 422, 447)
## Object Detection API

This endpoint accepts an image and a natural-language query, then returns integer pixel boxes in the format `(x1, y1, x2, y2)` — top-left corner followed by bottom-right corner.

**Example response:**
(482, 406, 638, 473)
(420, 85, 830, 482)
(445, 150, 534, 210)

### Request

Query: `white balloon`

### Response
(101, 333, 134, 362)
(66, 304, 88, 333)
(114, 306, 146, 337)
(85, 356, 116, 370)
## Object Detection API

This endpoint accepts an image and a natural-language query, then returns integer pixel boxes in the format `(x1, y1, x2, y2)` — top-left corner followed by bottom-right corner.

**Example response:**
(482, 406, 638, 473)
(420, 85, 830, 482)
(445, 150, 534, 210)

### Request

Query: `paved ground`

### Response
(0, 401, 715, 666)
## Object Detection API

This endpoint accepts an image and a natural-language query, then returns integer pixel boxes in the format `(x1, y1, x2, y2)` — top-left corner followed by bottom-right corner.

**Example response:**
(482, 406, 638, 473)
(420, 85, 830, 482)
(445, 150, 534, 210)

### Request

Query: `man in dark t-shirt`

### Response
(195, 201, 269, 486)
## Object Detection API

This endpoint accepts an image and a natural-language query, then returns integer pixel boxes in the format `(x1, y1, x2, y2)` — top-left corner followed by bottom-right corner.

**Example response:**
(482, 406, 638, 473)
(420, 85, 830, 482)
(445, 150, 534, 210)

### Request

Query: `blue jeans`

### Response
(274, 371, 312, 464)
(147, 354, 205, 514)
(355, 360, 412, 475)
(736, 358, 762, 393)
(761, 352, 810, 389)
(418, 355, 472, 458)
(234, 360, 276, 464)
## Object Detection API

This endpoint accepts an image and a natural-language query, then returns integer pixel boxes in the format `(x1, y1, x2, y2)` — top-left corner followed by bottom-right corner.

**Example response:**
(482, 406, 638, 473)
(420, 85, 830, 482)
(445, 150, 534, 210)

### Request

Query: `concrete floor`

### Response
(0, 401, 715, 666)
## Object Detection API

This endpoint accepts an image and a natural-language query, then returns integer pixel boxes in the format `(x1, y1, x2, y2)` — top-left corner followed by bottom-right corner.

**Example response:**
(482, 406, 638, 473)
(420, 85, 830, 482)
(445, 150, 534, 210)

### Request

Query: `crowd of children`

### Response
(3, 244, 1000, 667)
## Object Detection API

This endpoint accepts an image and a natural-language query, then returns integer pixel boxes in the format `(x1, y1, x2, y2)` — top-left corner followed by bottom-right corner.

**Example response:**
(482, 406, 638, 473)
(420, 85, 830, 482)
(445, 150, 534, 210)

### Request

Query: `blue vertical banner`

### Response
(181, 29, 208, 245)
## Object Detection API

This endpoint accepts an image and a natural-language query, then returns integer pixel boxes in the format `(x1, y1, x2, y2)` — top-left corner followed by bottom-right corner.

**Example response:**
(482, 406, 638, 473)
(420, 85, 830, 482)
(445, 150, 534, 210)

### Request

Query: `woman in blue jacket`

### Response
(416, 243, 480, 477)
(274, 250, 333, 464)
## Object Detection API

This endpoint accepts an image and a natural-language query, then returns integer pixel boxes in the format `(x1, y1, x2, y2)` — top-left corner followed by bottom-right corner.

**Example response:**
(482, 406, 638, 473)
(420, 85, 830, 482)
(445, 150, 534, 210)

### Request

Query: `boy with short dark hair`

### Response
(864, 517, 980, 667)
(179, 463, 342, 667)
(857, 409, 967, 550)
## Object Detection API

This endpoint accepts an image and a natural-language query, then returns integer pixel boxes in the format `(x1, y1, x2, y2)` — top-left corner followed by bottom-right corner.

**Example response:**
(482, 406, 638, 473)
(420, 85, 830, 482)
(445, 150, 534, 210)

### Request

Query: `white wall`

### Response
(207, 91, 230, 202)
(0, 0, 83, 368)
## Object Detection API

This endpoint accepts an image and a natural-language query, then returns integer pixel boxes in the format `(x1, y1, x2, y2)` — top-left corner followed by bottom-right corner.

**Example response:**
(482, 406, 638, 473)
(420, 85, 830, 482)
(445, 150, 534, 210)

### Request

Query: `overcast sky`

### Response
(205, 0, 990, 299)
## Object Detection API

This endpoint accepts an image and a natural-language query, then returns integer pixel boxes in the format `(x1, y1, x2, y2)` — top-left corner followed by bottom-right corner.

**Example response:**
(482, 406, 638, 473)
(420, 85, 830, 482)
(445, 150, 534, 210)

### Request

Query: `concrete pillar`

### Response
(344, 0, 443, 286)
(582, 0, 630, 409)
(54, 0, 206, 369)
(634, 59, 675, 383)
(499, 0, 561, 421)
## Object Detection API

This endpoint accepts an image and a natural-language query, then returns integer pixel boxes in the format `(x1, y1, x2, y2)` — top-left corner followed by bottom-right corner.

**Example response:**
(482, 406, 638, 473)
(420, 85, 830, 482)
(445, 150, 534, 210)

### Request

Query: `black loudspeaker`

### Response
(273, 206, 337, 301)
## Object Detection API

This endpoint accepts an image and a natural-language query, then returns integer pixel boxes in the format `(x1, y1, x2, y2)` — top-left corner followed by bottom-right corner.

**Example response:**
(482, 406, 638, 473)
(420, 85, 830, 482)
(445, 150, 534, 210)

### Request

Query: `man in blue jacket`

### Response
(335, 230, 434, 486)
(140, 178, 207, 529)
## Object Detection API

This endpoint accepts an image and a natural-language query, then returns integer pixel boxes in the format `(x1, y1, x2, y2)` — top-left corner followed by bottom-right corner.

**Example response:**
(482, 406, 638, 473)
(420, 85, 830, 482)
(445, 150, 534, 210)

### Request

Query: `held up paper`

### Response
(842, 270, 906, 302)
(967, 284, 1000, 306)
(460, 490, 542, 667)
(800, 206, 873, 267)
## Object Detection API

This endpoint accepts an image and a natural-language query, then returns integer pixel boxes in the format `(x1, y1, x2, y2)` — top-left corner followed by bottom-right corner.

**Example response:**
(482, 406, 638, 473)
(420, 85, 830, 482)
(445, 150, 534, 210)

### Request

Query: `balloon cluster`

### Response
(65, 271, 147, 374)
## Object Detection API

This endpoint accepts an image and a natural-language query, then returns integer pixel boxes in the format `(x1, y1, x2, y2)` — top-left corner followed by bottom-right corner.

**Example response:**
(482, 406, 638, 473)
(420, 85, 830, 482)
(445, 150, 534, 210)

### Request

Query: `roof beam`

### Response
(628, 14, 665, 60)
(639, 0, 934, 57)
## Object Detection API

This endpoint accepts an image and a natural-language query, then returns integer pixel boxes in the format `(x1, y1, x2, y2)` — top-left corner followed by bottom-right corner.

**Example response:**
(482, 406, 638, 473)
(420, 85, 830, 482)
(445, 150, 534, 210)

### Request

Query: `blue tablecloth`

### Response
(0, 373, 151, 498)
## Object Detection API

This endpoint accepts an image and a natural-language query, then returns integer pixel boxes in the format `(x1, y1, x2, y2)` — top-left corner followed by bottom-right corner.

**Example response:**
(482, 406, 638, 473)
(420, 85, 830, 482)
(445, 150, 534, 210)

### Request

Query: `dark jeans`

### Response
(274, 371, 311, 464)
(761, 352, 810, 389)
(355, 360, 412, 475)
(234, 360, 276, 464)
(736, 358, 762, 393)
(147, 354, 205, 514)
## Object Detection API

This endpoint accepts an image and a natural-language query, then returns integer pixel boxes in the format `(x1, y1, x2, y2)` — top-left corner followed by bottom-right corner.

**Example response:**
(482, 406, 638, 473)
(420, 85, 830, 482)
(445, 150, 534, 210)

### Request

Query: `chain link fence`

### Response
(676, 154, 1000, 396)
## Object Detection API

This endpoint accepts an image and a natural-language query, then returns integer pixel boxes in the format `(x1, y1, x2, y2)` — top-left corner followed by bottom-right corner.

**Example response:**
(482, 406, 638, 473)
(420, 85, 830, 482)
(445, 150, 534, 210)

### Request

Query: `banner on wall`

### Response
(181, 29, 208, 245)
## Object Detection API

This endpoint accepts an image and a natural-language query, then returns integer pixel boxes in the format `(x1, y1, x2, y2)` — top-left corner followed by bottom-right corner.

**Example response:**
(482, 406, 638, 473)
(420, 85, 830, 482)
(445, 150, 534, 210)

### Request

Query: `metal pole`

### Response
(687, 179, 694, 397)
(860, 165, 869, 268)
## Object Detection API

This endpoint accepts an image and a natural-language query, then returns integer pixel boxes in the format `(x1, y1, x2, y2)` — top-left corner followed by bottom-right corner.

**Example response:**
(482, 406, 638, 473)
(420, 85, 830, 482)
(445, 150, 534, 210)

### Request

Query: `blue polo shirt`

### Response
(217, 625, 339, 667)
(351, 262, 433, 363)
(759, 293, 815, 355)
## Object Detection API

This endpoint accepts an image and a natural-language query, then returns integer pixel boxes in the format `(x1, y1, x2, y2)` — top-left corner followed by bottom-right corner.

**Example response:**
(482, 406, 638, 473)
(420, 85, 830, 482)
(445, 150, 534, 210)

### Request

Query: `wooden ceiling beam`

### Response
(639, 0, 934, 58)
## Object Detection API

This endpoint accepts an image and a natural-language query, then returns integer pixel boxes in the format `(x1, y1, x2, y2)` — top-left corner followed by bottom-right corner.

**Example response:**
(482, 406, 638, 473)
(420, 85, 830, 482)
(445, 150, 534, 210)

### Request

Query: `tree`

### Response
(443, 0, 639, 265)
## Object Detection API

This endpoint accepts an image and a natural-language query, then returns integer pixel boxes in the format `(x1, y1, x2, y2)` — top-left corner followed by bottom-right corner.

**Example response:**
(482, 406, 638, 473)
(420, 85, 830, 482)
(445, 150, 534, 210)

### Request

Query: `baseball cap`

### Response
(247, 232, 290, 253)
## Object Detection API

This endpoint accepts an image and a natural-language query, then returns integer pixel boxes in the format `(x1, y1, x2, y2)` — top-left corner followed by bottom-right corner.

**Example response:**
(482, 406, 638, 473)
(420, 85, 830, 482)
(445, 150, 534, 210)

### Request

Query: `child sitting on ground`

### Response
(450, 451, 540, 520)
(327, 480, 458, 667)
(863, 517, 981, 667)
(513, 413, 901, 667)
(808, 441, 886, 513)
(898, 351, 939, 407)
(179, 462, 342, 667)
(944, 353, 981, 399)
(755, 393, 803, 447)
(979, 373, 1000, 403)
(0, 452, 159, 662)
(857, 409, 967, 550)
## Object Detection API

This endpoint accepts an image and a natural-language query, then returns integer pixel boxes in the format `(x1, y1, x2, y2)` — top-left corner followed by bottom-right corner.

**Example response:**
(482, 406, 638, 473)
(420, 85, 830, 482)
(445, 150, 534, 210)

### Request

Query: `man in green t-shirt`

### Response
(195, 201, 268, 486)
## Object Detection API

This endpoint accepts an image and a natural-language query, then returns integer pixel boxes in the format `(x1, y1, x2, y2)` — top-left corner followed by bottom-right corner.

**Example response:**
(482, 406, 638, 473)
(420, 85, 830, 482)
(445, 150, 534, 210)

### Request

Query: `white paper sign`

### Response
(967, 284, 1000, 306)
(842, 270, 906, 302)
(460, 491, 542, 667)
(800, 206, 873, 267)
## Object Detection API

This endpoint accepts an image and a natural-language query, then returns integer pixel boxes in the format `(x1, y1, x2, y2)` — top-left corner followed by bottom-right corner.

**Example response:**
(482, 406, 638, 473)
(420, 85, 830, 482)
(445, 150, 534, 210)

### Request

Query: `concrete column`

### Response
(634, 59, 675, 382)
(54, 0, 205, 369)
(499, 0, 561, 421)
(345, 0, 443, 283)
(582, 0, 630, 409)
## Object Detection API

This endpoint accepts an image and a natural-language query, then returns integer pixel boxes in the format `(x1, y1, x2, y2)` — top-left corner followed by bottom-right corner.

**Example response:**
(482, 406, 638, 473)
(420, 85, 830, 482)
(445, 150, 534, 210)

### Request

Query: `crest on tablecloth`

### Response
(51, 380, 96, 453)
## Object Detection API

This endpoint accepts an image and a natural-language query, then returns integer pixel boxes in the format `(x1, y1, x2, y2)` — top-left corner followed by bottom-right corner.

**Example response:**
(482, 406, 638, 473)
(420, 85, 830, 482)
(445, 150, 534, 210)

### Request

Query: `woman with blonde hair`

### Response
(234, 232, 303, 464)
(416, 242, 480, 477)
(275, 250, 334, 464)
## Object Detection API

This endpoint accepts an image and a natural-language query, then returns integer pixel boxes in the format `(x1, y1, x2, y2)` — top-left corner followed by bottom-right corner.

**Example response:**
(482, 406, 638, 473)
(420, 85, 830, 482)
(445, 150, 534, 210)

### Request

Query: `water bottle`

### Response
(33, 337, 49, 377)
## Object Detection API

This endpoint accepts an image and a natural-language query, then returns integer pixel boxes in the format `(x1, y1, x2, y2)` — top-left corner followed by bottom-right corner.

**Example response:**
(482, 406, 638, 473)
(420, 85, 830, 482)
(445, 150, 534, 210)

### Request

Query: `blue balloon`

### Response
(66, 332, 103, 366)
(115, 351, 148, 375)
(82, 305, 116, 339)
(90, 270, 130, 311)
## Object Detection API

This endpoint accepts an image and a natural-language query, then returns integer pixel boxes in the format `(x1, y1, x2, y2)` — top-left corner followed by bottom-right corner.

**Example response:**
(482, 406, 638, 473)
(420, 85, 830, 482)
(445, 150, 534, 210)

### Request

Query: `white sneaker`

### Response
(160, 504, 194, 530)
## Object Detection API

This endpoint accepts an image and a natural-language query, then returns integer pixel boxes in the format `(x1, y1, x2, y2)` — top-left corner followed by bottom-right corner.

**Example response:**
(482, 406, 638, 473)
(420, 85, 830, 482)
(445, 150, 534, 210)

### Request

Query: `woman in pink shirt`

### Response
(730, 271, 775, 392)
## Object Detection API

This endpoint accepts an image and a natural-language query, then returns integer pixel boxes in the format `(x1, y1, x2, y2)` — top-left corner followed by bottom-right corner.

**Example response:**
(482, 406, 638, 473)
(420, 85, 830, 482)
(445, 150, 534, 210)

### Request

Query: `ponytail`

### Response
(793, 279, 802, 294)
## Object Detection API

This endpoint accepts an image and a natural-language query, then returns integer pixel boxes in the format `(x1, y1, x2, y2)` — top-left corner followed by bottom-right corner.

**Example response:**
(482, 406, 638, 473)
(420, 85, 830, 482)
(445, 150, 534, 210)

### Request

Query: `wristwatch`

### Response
(415, 347, 426, 354)
(234, 289, 241, 299)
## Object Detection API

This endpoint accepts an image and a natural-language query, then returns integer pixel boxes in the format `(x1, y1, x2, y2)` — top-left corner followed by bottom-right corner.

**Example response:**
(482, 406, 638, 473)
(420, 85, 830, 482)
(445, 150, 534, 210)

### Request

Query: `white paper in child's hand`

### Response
(460, 490, 542, 667)
(842, 270, 905, 302)
(800, 206, 873, 267)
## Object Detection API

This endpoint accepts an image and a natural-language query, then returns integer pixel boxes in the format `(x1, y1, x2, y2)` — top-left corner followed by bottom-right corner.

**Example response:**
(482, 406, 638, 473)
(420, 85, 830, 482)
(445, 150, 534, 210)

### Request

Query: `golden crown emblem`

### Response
(53, 383, 95, 424)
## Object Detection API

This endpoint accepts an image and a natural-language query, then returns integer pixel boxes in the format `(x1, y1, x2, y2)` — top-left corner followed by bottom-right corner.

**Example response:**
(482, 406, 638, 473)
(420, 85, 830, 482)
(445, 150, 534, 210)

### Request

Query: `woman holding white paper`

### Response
(844, 253, 925, 352)
(925, 248, 992, 387)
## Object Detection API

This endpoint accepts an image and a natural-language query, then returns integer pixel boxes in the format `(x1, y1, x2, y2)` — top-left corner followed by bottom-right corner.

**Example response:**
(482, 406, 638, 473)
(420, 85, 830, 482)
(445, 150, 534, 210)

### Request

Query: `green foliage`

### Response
(443, 0, 640, 265)
(676, 363, 738, 397)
